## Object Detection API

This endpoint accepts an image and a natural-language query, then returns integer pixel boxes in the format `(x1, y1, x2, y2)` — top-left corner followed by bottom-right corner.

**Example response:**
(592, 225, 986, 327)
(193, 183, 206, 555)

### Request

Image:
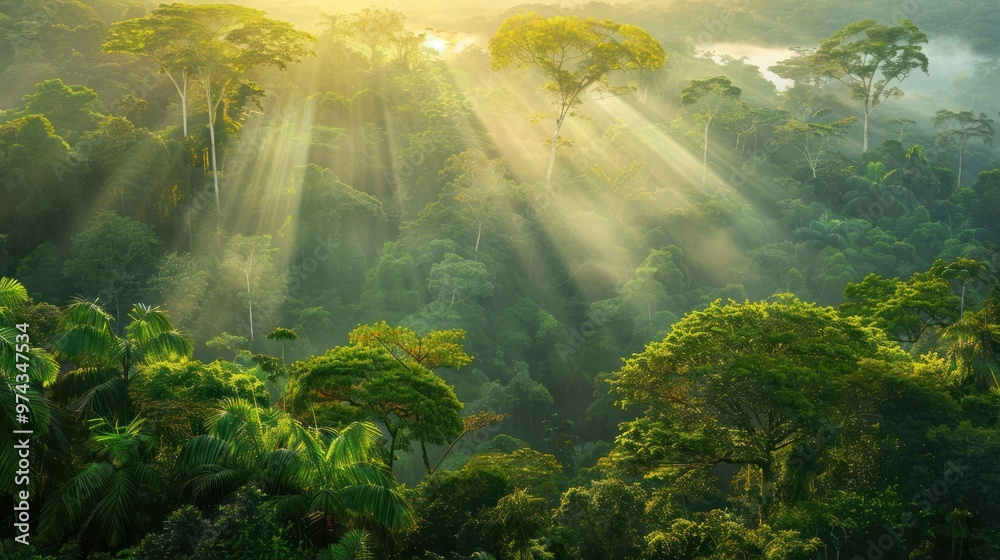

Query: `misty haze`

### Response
(1, 1, 1000, 559)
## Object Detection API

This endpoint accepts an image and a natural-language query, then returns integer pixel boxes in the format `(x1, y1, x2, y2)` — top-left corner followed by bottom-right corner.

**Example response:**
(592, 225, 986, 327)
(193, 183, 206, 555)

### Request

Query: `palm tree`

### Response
(843, 161, 918, 219)
(794, 215, 848, 250)
(39, 417, 165, 548)
(266, 326, 298, 367)
(932, 258, 994, 315)
(0, 277, 60, 493)
(180, 398, 413, 536)
(57, 300, 193, 422)
(944, 292, 1000, 391)
(318, 529, 373, 560)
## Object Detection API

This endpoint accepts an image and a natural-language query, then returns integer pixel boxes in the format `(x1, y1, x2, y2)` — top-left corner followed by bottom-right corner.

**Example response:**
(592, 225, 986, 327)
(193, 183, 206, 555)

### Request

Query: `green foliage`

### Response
(63, 211, 164, 319)
(131, 360, 267, 405)
(464, 449, 565, 502)
(57, 299, 193, 421)
(489, 12, 665, 182)
(804, 19, 929, 151)
(349, 321, 473, 371)
(610, 297, 910, 519)
(20, 79, 106, 142)
(40, 417, 165, 548)
(427, 253, 494, 308)
(179, 398, 413, 533)
(477, 434, 530, 455)
(124, 489, 311, 560)
(0, 114, 80, 251)
(9, 2, 1000, 557)
(553, 478, 647, 560)
(841, 270, 958, 343)
(288, 340, 465, 468)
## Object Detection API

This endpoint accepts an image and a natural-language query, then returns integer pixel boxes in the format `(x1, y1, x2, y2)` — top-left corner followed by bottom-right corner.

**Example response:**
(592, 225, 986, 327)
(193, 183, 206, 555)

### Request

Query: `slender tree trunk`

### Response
(204, 72, 220, 210)
(546, 115, 566, 186)
(387, 428, 397, 468)
(181, 73, 188, 137)
(163, 68, 190, 137)
(957, 147, 964, 189)
(430, 429, 474, 474)
(862, 103, 870, 153)
(420, 439, 431, 471)
(474, 220, 482, 260)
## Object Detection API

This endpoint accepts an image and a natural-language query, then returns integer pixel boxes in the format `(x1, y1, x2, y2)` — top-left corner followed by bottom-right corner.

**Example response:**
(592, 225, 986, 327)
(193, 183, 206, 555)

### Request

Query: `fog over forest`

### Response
(2, 1, 1000, 559)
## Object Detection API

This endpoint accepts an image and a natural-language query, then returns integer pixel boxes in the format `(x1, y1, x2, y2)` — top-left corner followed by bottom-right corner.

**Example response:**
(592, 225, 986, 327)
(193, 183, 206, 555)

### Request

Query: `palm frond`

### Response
(186, 465, 249, 505)
(318, 529, 374, 560)
(126, 305, 193, 363)
(333, 483, 414, 531)
(39, 462, 115, 540)
(72, 376, 126, 419)
(138, 330, 194, 364)
(258, 448, 307, 493)
(0, 277, 29, 309)
(89, 470, 138, 547)
(327, 422, 383, 467)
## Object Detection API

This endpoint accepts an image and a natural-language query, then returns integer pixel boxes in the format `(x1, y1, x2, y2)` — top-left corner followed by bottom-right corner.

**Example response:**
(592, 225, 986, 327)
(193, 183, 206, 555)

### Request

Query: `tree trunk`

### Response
(387, 429, 397, 468)
(163, 69, 190, 137)
(420, 439, 431, 471)
(546, 115, 565, 186)
(204, 72, 220, 210)
(474, 220, 482, 260)
(957, 147, 964, 189)
(862, 103, 870, 153)
(181, 73, 188, 137)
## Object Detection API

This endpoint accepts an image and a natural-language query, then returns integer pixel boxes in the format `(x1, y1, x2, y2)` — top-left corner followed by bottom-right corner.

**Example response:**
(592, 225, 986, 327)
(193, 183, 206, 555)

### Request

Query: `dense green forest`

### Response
(2, 0, 1000, 558)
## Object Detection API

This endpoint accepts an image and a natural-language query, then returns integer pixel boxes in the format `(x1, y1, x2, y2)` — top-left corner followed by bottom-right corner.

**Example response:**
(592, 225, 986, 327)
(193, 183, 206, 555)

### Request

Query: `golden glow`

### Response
(424, 36, 448, 53)
(183, 31, 755, 305)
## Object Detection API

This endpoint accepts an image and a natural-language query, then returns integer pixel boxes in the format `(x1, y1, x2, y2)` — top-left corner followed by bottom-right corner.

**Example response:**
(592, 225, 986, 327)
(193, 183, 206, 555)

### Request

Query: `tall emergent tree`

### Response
(103, 12, 199, 137)
(775, 115, 856, 178)
(931, 257, 994, 315)
(932, 109, 995, 188)
(488, 13, 666, 185)
(105, 4, 315, 209)
(680, 76, 743, 187)
(224, 234, 281, 343)
(807, 20, 929, 152)
(342, 8, 423, 74)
